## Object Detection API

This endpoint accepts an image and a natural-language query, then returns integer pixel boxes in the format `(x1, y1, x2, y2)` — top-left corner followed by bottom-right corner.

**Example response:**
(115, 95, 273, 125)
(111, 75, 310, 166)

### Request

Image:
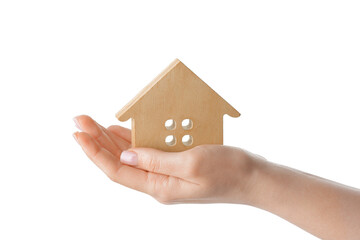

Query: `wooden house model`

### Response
(116, 59, 240, 152)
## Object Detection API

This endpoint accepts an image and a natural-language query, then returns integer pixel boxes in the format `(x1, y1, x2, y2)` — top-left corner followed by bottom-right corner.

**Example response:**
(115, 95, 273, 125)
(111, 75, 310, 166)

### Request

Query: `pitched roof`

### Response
(116, 59, 240, 121)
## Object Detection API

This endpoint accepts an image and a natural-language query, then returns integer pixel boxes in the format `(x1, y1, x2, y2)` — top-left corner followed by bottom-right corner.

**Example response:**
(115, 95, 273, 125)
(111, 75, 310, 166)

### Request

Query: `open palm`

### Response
(73, 115, 200, 202)
(73, 115, 256, 204)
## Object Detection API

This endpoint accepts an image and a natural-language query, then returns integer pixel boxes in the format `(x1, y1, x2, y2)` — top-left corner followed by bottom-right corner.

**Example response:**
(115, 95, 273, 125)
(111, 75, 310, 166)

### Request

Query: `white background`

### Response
(1, 1, 359, 239)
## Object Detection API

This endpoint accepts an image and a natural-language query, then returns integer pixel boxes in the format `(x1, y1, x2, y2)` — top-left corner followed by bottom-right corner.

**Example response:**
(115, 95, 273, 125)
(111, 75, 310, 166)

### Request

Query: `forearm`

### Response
(246, 161, 360, 240)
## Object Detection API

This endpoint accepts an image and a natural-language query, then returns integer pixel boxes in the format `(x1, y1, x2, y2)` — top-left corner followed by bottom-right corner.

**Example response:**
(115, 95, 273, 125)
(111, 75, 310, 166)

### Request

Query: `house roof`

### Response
(116, 59, 240, 121)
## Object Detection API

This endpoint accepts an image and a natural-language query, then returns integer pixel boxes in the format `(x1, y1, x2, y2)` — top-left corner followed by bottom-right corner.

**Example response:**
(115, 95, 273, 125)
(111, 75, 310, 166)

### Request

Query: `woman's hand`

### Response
(73, 115, 265, 204)
(73, 115, 360, 239)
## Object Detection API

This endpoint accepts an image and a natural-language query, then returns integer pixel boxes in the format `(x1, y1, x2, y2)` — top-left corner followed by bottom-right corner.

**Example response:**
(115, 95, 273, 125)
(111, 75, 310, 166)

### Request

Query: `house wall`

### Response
(132, 112, 223, 152)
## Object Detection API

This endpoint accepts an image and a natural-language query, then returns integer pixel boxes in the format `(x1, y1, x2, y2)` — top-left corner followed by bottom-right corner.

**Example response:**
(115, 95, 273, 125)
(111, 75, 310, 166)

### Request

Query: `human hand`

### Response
(73, 115, 266, 204)
(73, 115, 360, 239)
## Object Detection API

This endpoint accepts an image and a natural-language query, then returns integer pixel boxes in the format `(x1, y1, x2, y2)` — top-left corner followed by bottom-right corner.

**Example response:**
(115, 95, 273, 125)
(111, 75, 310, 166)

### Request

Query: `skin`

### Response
(73, 115, 360, 240)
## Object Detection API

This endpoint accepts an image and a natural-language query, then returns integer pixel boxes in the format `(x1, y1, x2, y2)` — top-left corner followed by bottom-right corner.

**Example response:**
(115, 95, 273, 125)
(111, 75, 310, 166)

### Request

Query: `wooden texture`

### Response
(116, 59, 240, 152)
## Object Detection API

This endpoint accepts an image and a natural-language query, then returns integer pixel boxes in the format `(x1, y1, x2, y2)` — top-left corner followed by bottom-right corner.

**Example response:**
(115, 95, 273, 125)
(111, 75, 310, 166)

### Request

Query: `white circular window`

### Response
(164, 119, 176, 130)
(182, 135, 193, 146)
(181, 119, 193, 130)
(165, 135, 176, 146)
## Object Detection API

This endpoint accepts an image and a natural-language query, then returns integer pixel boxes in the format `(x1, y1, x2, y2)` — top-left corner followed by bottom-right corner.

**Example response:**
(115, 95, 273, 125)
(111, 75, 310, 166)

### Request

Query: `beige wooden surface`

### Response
(116, 59, 240, 152)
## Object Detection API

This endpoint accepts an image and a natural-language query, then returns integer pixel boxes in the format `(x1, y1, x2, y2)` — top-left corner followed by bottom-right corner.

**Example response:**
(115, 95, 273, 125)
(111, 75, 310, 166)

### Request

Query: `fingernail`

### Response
(120, 151, 138, 165)
(73, 117, 82, 130)
(73, 132, 79, 144)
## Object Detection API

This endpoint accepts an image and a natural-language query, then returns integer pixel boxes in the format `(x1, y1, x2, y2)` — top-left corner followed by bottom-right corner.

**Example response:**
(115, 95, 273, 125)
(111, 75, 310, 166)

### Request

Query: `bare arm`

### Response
(248, 162, 360, 240)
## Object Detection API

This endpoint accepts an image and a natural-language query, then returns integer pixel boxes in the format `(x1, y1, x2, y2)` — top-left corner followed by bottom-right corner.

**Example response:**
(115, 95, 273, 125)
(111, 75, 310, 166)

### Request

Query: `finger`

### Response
(100, 125, 131, 151)
(74, 131, 121, 177)
(74, 115, 121, 157)
(74, 132, 152, 194)
(107, 125, 131, 143)
(119, 148, 188, 178)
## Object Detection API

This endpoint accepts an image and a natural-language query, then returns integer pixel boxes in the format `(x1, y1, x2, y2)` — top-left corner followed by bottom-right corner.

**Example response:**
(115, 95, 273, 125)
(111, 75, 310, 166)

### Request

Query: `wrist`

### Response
(240, 154, 276, 206)
(229, 149, 271, 205)
(244, 158, 293, 211)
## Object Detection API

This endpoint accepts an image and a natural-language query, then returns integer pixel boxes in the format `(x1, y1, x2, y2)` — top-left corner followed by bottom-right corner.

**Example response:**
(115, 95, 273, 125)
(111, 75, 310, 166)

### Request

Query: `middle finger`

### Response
(74, 115, 122, 157)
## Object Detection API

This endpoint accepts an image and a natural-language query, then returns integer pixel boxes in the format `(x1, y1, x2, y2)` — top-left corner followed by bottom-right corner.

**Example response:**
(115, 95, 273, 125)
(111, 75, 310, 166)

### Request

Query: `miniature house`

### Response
(116, 59, 240, 152)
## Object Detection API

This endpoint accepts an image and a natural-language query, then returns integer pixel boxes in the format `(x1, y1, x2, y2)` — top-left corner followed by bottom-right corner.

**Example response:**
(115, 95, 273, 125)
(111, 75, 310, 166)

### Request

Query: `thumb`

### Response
(120, 148, 186, 177)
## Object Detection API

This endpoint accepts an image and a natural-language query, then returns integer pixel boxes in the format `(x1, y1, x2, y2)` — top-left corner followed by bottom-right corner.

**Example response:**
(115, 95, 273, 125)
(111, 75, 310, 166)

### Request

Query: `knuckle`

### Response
(185, 161, 200, 178)
(143, 152, 161, 173)
(107, 172, 118, 183)
(106, 167, 122, 184)
(183, 149, 204, 178)
(107, 125, 117, 130)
